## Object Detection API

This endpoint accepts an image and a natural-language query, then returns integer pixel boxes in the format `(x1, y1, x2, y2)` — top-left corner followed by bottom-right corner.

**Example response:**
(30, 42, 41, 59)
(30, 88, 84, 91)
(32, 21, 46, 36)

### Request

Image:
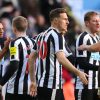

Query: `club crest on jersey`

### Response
(10, 47, 17, 55)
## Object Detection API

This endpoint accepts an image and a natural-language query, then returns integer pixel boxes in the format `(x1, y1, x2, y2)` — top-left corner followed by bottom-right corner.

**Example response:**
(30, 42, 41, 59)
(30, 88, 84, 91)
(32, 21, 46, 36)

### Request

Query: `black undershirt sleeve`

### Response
(0, 60, 19, 86)
(67, 55, 75, 65)
(76, 57, 99, 71)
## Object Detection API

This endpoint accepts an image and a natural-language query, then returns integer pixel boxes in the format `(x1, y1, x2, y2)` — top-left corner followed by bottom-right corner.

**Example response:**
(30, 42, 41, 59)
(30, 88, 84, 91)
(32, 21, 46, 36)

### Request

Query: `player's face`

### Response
(87, 15, 100, 33)
(0, 23, 4, 38)
(57, 13, 69, 35)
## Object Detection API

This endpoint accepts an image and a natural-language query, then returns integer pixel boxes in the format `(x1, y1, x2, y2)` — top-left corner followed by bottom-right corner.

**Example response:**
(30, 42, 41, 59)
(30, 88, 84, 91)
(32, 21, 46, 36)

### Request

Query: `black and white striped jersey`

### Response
(34, 27, 72, 89)
(6, 36, 36, 94)
(75, 31, 100, 89)
(0, 37, 6, 78)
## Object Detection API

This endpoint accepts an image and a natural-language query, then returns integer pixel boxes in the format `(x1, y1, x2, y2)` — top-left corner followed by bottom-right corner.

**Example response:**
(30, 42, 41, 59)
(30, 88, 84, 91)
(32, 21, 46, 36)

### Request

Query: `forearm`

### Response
(29, 52, 37, 82)
(57, 52, 80, 76)
(0, 61, 18, 86)
(29, 58, 36, 82)
(61, 57, 79, 75)
(86, 43, 100, 52)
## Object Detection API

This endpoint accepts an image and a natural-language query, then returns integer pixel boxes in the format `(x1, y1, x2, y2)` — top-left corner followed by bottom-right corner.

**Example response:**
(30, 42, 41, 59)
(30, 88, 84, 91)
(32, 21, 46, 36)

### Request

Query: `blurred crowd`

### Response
(0, 0, 84, 55)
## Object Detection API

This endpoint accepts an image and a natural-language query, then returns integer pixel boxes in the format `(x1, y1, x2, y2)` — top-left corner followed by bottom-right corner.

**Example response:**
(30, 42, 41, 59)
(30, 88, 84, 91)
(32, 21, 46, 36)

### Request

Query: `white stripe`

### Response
(56, 60, 60, 89)
(88, 71, 93, 89)
(51, 89, 56, 100)
(78, 89, 82, 100)
(52, 30, 63, 53)
(48, 42, 54, 88)
(89, 57, 93, 64)
(95, 71, 98, 89)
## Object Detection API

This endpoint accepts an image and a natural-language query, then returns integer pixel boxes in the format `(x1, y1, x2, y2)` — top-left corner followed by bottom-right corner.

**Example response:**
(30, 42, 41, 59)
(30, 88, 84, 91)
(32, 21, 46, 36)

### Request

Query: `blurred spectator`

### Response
(65, 15, 82, 55)
(35, 14, 48, 34)
(27, 15, 37, 37)
(11, 8, 21, 17)
(0, 16, 14, 38)
(0, 1, 15, 20)
(18, 0, 39, 17)
(39, 0, 63, 24)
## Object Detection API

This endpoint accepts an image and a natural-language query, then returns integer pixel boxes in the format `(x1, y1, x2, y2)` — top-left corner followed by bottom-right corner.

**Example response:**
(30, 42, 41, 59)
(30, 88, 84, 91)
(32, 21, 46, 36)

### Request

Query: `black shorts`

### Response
(5, 93, 37, 100)
(75, 89, 100, 100)
(37, 87, 64, 100)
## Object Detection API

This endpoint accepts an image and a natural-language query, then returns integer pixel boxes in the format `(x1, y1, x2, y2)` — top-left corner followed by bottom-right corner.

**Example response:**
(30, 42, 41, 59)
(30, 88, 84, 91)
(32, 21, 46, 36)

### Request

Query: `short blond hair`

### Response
(12, 16, 28, 32)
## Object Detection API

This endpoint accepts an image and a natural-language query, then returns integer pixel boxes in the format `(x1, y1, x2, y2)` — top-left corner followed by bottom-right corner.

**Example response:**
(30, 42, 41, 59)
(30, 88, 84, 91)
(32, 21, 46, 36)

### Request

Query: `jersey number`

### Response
(38, 41, 47, 59)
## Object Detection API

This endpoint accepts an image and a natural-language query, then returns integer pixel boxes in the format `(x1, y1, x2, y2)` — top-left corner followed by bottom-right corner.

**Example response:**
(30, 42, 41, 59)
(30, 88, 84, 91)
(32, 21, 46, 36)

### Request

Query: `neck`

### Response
(51, 23, 66, 35)
(51, 23, 61, 33)
(86, 28, 96, 36)
(16, 32, 26, 38)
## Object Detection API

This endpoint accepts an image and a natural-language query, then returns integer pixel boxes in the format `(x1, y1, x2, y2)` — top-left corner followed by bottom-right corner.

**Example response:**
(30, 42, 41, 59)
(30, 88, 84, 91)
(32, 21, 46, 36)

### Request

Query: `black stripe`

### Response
(46, 28, 52, 33)
(55, 89, 64, 100)
(38, 59, 43, 86)
(90, 36, 96, 43)
(86, 39, 91, 63)
(59, 65, 62, 89)
(36, 34, 41, 41)
(92, 71, 96, 89)
(78, 32, 88, 55)
(38, 35, 44, 86)
(14, 43, 23, 93)
(93, 60, 96, 66)
(53, 29, 63, 50)
(95, 36, 99, 41)
(50, 35, 56, 88)
(87, 39, 91, 45)
(43, 36, 51, 87)
(65, 42, 72, 53)
(30, 38, 36, 46)
(22, 37, 31, 94)
(0, 65, 3, 78)
(30, 38, 37, 50)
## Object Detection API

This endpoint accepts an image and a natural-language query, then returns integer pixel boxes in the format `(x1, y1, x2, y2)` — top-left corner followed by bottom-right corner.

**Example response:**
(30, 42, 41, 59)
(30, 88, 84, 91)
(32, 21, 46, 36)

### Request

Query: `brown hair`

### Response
(49, 8, 67, 22)
(84, 11, 99, 22)
(12, 16, 28, 32)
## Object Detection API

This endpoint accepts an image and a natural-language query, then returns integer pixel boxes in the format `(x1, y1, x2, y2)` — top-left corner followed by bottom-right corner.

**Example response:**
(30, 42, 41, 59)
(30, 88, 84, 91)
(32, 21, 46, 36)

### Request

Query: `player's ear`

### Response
(54, 18, 58, 23)
(85, 21, 89, 27)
